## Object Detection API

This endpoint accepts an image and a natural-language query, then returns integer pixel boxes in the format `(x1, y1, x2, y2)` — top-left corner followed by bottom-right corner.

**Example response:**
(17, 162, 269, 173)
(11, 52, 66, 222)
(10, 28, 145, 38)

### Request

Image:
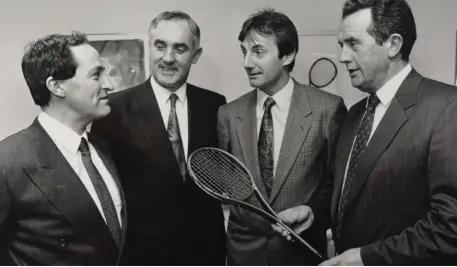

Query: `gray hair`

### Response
(148, 11, 201, 49)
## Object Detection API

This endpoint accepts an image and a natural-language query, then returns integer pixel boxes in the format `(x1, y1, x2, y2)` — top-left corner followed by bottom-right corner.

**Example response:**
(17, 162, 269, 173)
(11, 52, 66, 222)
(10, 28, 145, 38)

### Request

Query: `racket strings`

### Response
(189, 149, 253, 200)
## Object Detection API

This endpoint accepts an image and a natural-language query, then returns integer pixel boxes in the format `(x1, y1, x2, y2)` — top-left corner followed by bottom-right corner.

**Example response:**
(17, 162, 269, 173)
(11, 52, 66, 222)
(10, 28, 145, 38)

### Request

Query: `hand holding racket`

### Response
(272, 205, 315, 239)
(187, 147, 326, 260)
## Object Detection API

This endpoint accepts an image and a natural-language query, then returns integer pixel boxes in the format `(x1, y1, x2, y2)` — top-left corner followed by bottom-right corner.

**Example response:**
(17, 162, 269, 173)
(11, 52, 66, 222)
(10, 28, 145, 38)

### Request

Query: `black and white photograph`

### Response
(0, 0, 457, 265)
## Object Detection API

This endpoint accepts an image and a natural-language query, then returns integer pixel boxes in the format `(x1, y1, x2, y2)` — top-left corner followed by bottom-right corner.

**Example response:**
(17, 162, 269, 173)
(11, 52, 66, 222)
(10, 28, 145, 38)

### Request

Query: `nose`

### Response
(101, 74, 114, 93)
(243, 53, 254, 70)
(339, 45, 351, 64)
(162, 48, 176, 64)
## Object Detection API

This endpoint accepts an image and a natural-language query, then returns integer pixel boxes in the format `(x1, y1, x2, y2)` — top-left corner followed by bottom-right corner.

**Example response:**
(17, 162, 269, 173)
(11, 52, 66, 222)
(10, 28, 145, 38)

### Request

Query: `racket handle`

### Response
(278, 221, 326, 260)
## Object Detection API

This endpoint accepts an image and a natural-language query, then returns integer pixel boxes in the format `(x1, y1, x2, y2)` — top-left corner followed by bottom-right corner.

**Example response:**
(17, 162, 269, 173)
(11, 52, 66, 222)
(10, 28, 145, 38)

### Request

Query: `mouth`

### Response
(247, 72, 262, 79)
(160, 65, 178, 74)
(347, 69, 359, 77)
(99, 95, 109, 102)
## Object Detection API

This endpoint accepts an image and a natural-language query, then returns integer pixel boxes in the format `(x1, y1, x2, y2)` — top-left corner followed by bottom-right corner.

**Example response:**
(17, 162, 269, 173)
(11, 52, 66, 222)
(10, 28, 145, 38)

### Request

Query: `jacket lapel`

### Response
(330, 102, 365, 221)
(187, 84, 203, 156)
(129, 79, 182, 181)
(236, 91, 269, 199)
(339, 69, 422, 219)
(23, 119, 119, 255)
(269, 83, 311, 203)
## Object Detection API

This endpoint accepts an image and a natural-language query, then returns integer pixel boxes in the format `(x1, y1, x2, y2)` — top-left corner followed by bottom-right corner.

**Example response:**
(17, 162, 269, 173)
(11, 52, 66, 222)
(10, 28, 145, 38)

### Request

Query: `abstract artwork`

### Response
(88, 33, 150, 92)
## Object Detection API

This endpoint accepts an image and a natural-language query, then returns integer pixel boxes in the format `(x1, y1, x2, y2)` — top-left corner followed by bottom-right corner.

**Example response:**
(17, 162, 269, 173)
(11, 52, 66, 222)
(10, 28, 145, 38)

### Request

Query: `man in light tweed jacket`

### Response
(217, 8, 347, 265)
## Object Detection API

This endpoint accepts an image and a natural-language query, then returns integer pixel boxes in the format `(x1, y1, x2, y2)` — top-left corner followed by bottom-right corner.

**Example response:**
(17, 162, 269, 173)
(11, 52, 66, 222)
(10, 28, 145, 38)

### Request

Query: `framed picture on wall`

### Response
(88, 33, 150, 93)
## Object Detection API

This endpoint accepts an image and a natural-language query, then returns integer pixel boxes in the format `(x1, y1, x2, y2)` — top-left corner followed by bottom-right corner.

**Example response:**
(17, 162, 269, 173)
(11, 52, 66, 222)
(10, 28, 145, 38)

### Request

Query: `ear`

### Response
(45, 76, 66, 98)
(282, 50, 296, 68)
(386, 33, 403, 59)
(191, 47, 203, 64)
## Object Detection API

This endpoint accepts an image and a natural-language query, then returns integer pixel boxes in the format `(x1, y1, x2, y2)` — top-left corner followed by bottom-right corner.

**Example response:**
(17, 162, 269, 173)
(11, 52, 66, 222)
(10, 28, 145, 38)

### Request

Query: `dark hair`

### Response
(238, 7, 298, 71)
(21, 32, 88, 106)
(149, 11, 201, 48)
(342, 0, 416, 60)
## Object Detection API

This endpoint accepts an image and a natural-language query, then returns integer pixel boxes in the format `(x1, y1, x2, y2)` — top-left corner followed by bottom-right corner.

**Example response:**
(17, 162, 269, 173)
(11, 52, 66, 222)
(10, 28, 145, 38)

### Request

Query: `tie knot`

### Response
(169, 93, 178, 107)
(79, 137, 90, 153)
(367, 94, 380, 110)
(264, 97, 276, 111)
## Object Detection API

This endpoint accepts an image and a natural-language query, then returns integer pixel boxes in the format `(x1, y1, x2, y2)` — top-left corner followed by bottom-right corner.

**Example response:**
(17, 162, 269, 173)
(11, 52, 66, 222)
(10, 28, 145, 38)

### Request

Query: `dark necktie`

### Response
(167, 93, 187, 181)
(258, 96, 276, 196)
(339, 94, 380, 218)
(79, 137, 121, 246)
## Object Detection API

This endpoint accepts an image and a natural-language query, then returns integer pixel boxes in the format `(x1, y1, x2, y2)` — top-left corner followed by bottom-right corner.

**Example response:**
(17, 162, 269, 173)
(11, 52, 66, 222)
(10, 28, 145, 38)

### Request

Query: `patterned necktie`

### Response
(167, 93, 187, 181)
(339, 94, 380, 218)
(258, 96, 276, 196)
(79, 137, 121, 246)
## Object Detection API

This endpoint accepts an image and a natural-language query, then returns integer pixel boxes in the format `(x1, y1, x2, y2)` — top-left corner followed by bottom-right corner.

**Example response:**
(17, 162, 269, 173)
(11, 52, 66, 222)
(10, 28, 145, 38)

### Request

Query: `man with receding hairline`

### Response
(318, 0, 457, 265)
(92, 11, 227, 265)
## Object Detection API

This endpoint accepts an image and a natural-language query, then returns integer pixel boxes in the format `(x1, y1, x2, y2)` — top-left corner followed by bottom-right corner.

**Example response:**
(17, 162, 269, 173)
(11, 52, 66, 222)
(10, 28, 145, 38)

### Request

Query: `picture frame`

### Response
(87, 33, 150, 92)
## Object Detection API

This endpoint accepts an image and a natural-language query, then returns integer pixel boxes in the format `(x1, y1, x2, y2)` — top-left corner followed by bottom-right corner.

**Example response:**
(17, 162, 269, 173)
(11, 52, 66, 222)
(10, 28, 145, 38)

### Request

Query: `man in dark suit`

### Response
(0, 32, 126, 265)
(319, 0, 457, 265)
(91, 11, 227, 265)
(218, 8, 346, 265)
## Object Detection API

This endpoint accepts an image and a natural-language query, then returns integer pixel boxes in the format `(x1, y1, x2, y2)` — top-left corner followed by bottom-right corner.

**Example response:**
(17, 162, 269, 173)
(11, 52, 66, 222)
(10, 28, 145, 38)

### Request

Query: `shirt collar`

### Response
(38, 111, 88, 154)
(257, 77, 294, 111)
(150, 76, 187, 105)
(375, 64, 412, 107)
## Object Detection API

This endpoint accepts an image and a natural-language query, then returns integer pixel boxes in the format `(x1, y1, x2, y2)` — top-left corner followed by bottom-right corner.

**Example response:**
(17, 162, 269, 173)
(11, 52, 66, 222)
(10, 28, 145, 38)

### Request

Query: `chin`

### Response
(157, 77, 180, 89)
(249, 80, 264, 88)
(95, 106, 111, 119)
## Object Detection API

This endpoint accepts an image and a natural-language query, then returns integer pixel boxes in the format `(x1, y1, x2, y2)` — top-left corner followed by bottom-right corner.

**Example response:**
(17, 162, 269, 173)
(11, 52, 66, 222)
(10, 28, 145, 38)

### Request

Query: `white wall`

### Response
(0, 0, 456, 139)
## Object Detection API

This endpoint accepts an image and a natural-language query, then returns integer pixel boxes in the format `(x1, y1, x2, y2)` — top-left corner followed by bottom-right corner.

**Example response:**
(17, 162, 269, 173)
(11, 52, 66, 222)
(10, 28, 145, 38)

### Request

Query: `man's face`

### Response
(60, 43, 113, 122)
(149, 20, 201, 91)
(240, 31, 290, 92)
(337, 8, 389, 93)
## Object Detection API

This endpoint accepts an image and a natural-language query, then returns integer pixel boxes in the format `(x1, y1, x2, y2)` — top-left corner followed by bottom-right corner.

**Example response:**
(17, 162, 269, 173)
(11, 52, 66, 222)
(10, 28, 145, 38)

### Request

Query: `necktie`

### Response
(339, 94, 380, 218)
(79, 137, 121, 246)
(167, 93, 187, 181)
(258, 96, 276, 196)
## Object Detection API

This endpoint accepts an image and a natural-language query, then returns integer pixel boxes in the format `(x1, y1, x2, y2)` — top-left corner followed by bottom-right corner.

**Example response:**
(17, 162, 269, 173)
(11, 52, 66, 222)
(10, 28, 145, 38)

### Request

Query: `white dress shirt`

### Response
(151, 78, 189, 160)
(341, 64, 412, 191)
(38, 112, 123, 225)
(256, 77, 294, 175)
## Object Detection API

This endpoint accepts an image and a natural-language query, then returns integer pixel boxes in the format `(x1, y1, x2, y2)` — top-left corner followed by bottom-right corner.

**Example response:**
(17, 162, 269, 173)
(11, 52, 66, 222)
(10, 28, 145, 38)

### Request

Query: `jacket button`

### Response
(59, 238, 68, 248)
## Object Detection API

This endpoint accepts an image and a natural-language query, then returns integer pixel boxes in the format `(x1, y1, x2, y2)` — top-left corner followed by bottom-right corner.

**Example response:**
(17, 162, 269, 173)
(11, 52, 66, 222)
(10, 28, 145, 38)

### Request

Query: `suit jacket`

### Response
(91, 78, 227, 265)
(0, 119, 127, 265)
(331, 69, 457, 265)
(218, 80, 347, 265)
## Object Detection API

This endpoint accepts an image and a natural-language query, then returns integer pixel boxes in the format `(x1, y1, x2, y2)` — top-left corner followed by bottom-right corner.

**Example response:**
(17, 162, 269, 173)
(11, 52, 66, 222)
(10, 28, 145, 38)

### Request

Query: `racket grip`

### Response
(280, 221, 326, 260)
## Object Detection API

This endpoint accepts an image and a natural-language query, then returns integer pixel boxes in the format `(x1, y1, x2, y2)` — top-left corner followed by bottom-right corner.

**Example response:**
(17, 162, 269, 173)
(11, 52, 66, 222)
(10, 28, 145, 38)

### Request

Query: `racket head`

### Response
(309, 57, 337, 88)
(187, 148, 326, 260)
(187, 147, 255, 202)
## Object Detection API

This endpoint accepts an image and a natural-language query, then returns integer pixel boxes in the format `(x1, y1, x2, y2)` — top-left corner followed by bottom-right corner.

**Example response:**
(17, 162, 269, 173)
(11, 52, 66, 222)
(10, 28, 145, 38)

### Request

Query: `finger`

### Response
(293, 219, 313, 234)
(271, 224, 283, 233)
(271, 224, 290, 238)
(277, 210, 292, 223)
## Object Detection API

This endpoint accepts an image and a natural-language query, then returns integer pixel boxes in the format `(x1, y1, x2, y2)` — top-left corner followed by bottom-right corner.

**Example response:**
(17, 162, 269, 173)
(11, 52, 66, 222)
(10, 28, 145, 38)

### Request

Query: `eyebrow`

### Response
(173, 43, 189, 49)
(154, 39, 189, 49)
(240, 43, 266, 51)
(251, 44, 266, 50)
(344, 36, 361, 44)
(88, 65, 105, 76)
